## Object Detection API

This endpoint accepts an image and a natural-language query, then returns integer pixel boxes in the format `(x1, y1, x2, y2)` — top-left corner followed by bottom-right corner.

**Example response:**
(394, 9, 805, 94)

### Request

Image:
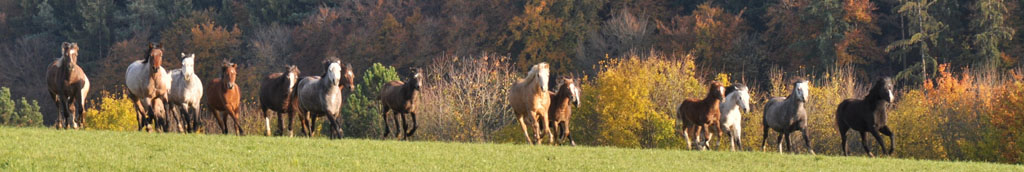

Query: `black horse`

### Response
(835, 77, 896, 157)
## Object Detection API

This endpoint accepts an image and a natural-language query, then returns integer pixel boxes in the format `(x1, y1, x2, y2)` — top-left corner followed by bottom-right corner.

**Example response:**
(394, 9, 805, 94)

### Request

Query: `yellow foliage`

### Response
(84, 92, 137, 131)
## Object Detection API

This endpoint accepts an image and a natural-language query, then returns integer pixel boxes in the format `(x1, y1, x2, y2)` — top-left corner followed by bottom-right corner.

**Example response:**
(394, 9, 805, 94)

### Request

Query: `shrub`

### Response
(341, 63, 400, 138)
(84, 91, 137, 131)
(572, 52, 700, 148)
(0, 87, 43, 127)
(419, 54, 518, 142)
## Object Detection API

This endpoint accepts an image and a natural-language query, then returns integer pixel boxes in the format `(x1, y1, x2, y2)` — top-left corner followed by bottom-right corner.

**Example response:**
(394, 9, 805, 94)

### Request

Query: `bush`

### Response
(571, 52, 701, 148)
(0, 87, 43, 127)
(341, 63, 400, 138)
(418, 54, 518, 142)
(84, 92, 138, 131)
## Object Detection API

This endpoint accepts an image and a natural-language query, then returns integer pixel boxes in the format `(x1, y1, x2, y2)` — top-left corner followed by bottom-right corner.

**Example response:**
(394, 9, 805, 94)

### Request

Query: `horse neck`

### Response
(524, 74, 546, 94)
(551, 86, 570, 103)
(783, 92, 805, 107)
(721, 92, 739, 110)
(702, 90, 721, 105)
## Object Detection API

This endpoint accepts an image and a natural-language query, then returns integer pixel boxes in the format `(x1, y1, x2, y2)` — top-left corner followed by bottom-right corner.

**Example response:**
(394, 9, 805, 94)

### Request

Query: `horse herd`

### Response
(43, 42, 894, 157)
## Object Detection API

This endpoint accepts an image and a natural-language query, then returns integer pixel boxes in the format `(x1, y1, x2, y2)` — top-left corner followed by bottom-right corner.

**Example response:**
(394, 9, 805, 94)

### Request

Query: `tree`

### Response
(341, 63, 400, 138)
(969, 0, 1015, 69)
(15, 97, 42, 127)
(887, 0, 945, 84)
(0, 87, 16, 124)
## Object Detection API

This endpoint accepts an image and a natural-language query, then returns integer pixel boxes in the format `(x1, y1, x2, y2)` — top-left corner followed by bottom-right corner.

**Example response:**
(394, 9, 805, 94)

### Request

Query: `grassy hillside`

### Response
(0, 127, 1019, 171)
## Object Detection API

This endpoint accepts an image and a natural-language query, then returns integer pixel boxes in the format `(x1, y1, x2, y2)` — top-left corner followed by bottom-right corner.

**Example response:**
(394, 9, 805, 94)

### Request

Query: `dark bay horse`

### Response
(547, 76, 581, 146)
(295, 58, 355, 138)
(126, 43, 170, 132)
(509, 63, 552, 145)
(677, 81, 725, 150)
(259, 65, 301, 137)
(205, 60, 242, 135)
(761, 79, 815, 154)
(46, 42, 90, 129)
(836, 77, 896, 157)
(380, 68, 423, 139)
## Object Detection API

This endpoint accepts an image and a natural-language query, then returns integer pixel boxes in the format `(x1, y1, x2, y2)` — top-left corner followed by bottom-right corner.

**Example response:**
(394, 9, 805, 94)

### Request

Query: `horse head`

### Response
(61, 42, 80, 72)
(180, 53, 196, 80)
(792, 79, 810, 102)
(733, 84, 751, 113)
(709, 81, 725, 100)
(341, 63, 355, 90)
(875, 77, 894, 102)
(528, 62, 550, 91)
(221, 60, 238, 90)
(147, 43, 164, 71)
(566, 75, 581, 108)
(410, 67, 423, 91)
(286, 65, 301, 92)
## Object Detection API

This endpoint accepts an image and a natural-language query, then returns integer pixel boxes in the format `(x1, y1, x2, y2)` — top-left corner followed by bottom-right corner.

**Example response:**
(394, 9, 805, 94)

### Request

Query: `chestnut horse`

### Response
(836, 77, 895, 157)
(295, 58, 355, 138)
(547, 76, 581, 146)
(126, 43, 170, 132)
(509, 63, 552, 145)
(380, 68, 423, 139)
(259, 65, 301, 136)
(46, 42, 90, 129)
(677, 81, 725, 150)
(205, 60, 242, 135)
(167, 53, 203, 133)
(761, 79, 814, 154)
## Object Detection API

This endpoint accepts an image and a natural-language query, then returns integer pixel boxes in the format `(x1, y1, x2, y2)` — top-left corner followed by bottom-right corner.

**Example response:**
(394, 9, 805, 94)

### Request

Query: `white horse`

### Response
(719, 84, 750, 151)
(167, 53, 203, 133)
(126, 43, 171, 132)
(509, 63, 552, 145)
(295, 58, 355, 138)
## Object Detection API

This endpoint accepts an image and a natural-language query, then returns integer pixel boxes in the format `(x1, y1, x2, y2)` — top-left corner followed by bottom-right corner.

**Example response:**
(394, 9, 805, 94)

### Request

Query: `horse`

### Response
(761, 79, 815, 154)
(204, 60, 242, 135)
(677, 81, 726, 150)
(126, 43, 171, 132)
(547, 75, 581, 146)
(167, 53, 203, 133)
(380, 68, 423, 139)
(836, 77, 896, 157)
(719, 84, 751, 151)
(509, 62, 552, 145)
(295, 58, 355, 138)
(259, 65, 301, 137)
(46, 42, 90, 129)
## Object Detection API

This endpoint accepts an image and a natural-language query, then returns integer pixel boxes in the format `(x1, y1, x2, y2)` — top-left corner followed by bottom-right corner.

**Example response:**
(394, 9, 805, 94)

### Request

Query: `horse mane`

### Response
(522, 63, 549, 92)
(704, 81, 724, 100)
(724, 83, 745, 97)
(786, 78, 808, 100)
(863, 78, 890, 101)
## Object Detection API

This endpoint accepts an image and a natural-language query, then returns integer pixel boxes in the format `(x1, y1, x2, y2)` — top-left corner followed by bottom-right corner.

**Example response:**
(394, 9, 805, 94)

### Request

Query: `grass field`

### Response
(0, 127, 1019, 171)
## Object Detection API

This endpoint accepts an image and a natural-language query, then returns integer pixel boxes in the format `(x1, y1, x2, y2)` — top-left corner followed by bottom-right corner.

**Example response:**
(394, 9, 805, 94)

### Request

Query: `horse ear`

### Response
(61, 42, 69, 52)
(156, 43, 163, 49)
(231, 63, 238, 68)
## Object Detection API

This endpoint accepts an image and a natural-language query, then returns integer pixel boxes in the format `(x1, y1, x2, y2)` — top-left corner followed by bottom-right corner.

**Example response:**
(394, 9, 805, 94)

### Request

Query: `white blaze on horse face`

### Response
(719, 86, 725, 97)
(570, 82, 581, 106)
(796, 82, 810, 101)
(287, 72, 298, 92)
(738, 90, 751, 112)
(328, 62, 343, 85)
(888, 89, 895, 102)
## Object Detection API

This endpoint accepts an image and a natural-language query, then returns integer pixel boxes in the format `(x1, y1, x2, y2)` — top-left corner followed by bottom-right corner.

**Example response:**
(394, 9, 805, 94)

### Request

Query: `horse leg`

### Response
(381, 107, 391, 138)
(540, 113, 553, 144)
(131, 97, 145, 131)
(276, 110, 286, 136)
(784, 133, 793, 153)
(517, 115, 533, 144)
(839, 124, 850, 156)
(530, 113, 543, 145)
(231, 110, 244, 136)
(683, 125, 692, 150)
(212, 110, 227, 134)
(761, 125, 769, 152)
(405, 112, 418, 138)
(775, 133, 784, 153)
(399, 112, 409, 139)
(880, 126, 895, 155)
(285, 110, 295, 137)
(869, 130, 886, 157)
(734, 124, 744, 151)
(74, 95, 86, 129)
(859, 131, 874, 157)
(262, 108, 272, 136)
(694, 125, 705, 150)
(308, 115, 318, 137)
(802, 130, 815, 155)
(565, 121, 576, 146)
(391, 112, 403, 138)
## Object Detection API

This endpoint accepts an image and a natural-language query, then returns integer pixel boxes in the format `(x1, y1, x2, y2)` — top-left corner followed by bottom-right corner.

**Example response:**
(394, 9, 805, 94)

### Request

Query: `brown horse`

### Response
(295, 58, 355, 138)
(126, 43, 170, 132)
(259, 65, 301, 137)
(677, 81, 725, 150)
(547, 75, 581, 146)
(46, 42, 90, 129)
(509, 63, 552, 145)
(205, 60, 242, 135)
(380, 68, 423, 139)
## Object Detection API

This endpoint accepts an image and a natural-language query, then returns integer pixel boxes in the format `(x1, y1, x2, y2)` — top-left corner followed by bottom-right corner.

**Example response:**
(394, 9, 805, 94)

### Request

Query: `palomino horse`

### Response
(761, 79, 815, 154)
(547, 75, 581, 146)
(509, 63, 552, 145)
(259, 65, 301, 136)
(46, 42, 90, 129)
(205, 60, 242, 135)
(380, 68, 423, 139)
(836, 77, 896, 157)
(719, 84, 751, 151)
(126, 43, 171, 132)
(677, 81, 725, 150)
(167, 53, 203, 133)
(295, 58, 355, 138)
